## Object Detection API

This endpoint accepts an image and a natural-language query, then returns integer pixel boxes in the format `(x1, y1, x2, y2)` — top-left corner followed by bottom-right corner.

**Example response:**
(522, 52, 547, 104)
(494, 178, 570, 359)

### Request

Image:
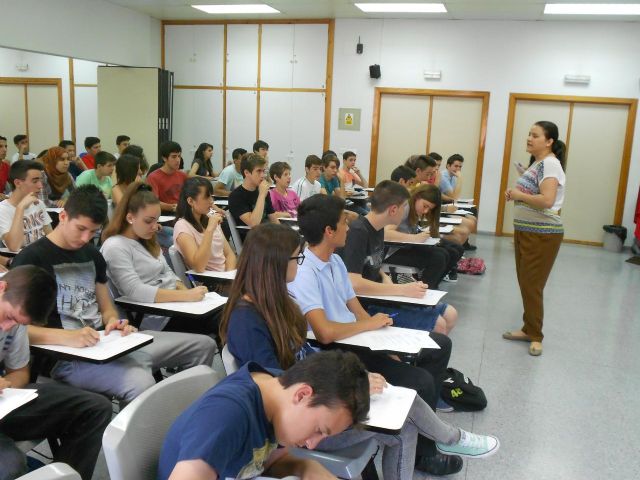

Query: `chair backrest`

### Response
(168, 245, 191, 286)
(222, 344, 240, 375)
(224, 209, 243, 255)
(16, 463, 81, 480)
(102, 365, 221, 480)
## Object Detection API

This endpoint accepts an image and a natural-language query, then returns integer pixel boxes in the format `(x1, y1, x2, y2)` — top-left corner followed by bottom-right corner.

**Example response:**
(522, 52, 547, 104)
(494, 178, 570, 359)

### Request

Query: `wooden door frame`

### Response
(369, 87, 490, 208)
(0, 77, 64, 141)
(495, 93, 638, 240)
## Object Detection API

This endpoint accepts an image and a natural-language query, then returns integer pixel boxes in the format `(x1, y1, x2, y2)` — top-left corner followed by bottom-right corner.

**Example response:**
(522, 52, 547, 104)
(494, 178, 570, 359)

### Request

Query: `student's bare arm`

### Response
(2, 365, 30, 389)
(222, 237, 237, 270)
(348, 272, 428, 298)
(27, 325, 100, 347)
(306, 308, 390, 344)
(169, 460, 217, 480)
(384, 225, 430, 242)
(176, 231, 216, 273)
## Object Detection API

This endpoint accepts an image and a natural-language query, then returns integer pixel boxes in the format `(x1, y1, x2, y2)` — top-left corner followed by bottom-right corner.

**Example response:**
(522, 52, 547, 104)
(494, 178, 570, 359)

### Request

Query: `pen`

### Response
(388, 313, 399, 318)
(186, 273, 196, 286)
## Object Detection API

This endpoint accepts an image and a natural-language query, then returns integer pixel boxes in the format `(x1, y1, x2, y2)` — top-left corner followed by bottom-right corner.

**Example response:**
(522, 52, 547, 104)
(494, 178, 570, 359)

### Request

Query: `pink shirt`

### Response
(269, 188, 300, 217)
(172, 218, 226, 272)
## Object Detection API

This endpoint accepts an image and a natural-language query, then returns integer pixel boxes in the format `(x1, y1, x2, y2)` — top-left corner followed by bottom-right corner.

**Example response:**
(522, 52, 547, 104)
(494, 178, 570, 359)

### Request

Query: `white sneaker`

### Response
(436, 429, 500, 459)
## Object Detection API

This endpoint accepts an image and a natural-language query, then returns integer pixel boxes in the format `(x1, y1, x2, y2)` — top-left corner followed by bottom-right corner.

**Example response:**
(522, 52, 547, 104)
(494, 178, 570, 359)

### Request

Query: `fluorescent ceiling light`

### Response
(544, 3, 640, 15)
(192, 4, 280, 14)
(355, 3, 447, 13)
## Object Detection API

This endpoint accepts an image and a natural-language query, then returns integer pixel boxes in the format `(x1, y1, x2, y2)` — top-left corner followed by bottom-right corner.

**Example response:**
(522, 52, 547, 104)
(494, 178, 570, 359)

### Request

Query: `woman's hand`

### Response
(183, 286, 208, 302)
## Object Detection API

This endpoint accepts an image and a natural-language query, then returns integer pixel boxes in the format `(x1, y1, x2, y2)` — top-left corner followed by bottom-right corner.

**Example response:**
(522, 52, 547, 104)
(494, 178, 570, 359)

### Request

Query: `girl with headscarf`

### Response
(41, 146, 75, 207)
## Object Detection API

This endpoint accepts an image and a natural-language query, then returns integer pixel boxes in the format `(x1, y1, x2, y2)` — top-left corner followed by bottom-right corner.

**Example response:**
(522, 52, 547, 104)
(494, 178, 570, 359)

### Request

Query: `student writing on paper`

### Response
(11, 186, 215, 406)
(101, 183, 219, 335)
(0, 265, 112, 480)
(336, 181, 457, 334)
(291, 154, 327, 201)
(159, 351, 369, 480)
(220, 224, 499, 480)
(173, 177, 236, 273)
(288, 195, 466, 476)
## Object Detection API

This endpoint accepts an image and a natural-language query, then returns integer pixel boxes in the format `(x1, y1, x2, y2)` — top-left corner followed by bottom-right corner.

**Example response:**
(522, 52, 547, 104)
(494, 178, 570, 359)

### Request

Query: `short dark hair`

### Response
(322, 150, 337, 158)
(59, 140, 75, 148)
(305, 155, 323, 169)
(428, 152, 442, 161)
(159, 141, 181, 159)
(297, 194, 345, 246)
(232, 148, 247, 161)
(0, 136, 6, 142)
(342, 151, 356, 160)
(36, 150, 48, 159)
(84, 136, 100, 150)
(9, 160, 43, 190)
(2, 265, 57, 326)
(116, 135, 130, 145)
(322, 154, 339, 169)
(279, 350, 370, 425)
(253, 140, 269, 152)
(269, 161, 291, 181)
(240, 153, 266, 178)
(370, 180, 410, 213)
(13, 134, 27, 145)
(447, 154, 464, 166)
(391, 165, 416, 183)
(405, 154, 435, 171)
(64, 185, 108, 224)
(95, 151, 116, 167)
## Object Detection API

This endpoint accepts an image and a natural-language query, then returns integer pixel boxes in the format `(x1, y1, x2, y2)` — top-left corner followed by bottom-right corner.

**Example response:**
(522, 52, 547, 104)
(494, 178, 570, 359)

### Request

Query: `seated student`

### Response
(111, 153, 142, 207)
(288, 195, 464, 476)
(229, 153, 285, 233)
(147, 141, 188, 214)
(188, 142, 217, 179)
(221, 224, 499, 480)
(159, 350, 368, 480)
(319, 154, 343, 197)
(41, 147, 75, 208)
(214, 147, 246, 196)
(0, 136, 11, 199)
(336, 180, 458, 334)
(173, 177, 236, 273)
(0, 160, 52, 252)
(338, 150, 367, 190)
(59, 140, 88, 175)
(121, 144, 149, 176)
(291, 154, 326, 201)
(439, 154, 478, 250)
(11, 185, 215, 405)
(269, 161, 300, 217)
(101, 182, 218, 335)
(10, 135, 36, 163)
(0, 265, 113, 480)
(426, 152, 443, 185)
(386, 183, 464, 284)
(252, 139, 269, 159)
(114, 134, 130, 160)
(391, 165, 419, 189)
(75, 151, 115, 199)
(78, 136, 101, 171)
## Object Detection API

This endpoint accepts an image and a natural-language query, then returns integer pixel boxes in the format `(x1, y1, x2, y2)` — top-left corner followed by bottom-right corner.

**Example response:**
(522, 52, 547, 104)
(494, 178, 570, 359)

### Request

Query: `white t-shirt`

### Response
(11, 152, 37, 163)
(540, 157, 565, 211)
(291, 176, 322, 202)
(0, 199, 52, 248)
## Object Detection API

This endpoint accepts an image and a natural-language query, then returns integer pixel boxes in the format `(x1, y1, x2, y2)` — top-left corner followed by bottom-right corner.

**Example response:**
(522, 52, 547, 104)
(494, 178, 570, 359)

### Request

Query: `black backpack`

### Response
(440, 368, 487, 411)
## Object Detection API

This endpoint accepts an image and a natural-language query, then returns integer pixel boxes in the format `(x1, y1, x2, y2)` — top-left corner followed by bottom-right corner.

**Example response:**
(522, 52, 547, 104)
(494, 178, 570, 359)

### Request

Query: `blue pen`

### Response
(388, 313, 399, 318)
(186, 273, 196, 285)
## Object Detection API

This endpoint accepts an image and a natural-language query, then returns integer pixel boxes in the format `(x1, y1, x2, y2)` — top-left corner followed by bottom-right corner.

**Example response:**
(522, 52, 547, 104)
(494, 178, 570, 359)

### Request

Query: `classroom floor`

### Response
(32, 235, 640, 480)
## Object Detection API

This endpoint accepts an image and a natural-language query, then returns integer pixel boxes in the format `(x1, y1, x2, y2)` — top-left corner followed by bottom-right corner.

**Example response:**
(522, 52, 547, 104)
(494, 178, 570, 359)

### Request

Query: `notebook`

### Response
(307, 326, 440, 353)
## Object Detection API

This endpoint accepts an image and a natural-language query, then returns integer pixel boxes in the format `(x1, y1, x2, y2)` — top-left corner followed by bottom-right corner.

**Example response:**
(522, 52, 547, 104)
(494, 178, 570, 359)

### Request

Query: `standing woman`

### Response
(188, 142, 216, 179)
(41, 146, 75, 207)
(503, 121, 566, 356)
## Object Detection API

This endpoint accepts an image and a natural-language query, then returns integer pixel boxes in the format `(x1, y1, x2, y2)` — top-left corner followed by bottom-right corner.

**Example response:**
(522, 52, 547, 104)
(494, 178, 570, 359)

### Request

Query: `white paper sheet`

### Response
(31, 331, 153, 362)
(387, 237, 440, 246)
(0, 247, 20, 255)
(454, 203, 476, 208)
(439, 225, 454, 233)
(439, 217, 463, 225)
(307, 326, 440, 353)
(456, 198, 474, 203)
(0, 388, 38, 420)
(187, 269, 237, 280)
(116, 292, 228, 315)
(158, 215, 175, 223)
(358, 289, 447, 307)
(214, 199, 229, 206)
(366, 384, 416, 431)
(450, 209, 472, 215)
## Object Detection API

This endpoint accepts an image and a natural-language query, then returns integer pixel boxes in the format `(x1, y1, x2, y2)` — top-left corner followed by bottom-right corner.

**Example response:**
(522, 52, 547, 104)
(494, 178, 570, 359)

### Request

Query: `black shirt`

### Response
(228, 185, 275, 227)
(337, 216, 384, 283)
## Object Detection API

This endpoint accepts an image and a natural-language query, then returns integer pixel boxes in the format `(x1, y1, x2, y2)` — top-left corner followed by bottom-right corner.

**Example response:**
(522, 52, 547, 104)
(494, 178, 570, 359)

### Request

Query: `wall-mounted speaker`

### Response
(369, 64, 381, 79)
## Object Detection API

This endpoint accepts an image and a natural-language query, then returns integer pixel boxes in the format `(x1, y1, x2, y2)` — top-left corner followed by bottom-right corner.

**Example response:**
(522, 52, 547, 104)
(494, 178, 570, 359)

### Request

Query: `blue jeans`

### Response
(367, 303, 448, 332)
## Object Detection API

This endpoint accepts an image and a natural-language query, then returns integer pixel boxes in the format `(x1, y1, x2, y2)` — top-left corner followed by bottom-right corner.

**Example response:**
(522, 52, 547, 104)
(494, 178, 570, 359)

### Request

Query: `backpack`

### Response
(457, 257, 486, 275)
(440, 368, 487, 411)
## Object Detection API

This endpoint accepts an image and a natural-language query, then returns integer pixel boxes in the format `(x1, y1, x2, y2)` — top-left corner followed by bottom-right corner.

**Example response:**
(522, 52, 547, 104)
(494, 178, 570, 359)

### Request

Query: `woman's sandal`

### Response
(502, 330, 531, 342)
(529, 342, 543, 356)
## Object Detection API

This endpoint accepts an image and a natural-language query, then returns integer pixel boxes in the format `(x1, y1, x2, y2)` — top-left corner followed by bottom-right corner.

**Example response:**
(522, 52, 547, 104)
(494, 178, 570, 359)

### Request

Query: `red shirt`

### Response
(147, 168, 187, 205)
(81, 153, 95, 170)
(0, 161, 9, 193)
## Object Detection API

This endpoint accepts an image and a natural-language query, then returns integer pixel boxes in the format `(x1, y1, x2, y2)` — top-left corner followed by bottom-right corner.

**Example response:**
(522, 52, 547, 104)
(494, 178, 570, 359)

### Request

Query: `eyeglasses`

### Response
(290, 252, 305, 265)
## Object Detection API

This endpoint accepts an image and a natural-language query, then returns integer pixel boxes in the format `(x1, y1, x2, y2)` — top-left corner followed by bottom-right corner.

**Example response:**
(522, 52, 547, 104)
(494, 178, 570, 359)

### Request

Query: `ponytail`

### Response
(552, 139, 566, 171)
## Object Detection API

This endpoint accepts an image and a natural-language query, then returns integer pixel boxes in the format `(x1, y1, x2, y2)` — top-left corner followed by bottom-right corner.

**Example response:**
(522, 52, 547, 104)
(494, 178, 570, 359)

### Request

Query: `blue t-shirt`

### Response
(157, 363, 280, 480)
(319, 175, 340, 195)
(439, 169, 456, 195)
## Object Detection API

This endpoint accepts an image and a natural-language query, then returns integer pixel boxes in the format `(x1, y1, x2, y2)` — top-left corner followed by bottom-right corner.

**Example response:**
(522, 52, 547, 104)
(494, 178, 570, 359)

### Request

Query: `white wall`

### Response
(330, 19, 640, 240)
(0, 0, 160, 67)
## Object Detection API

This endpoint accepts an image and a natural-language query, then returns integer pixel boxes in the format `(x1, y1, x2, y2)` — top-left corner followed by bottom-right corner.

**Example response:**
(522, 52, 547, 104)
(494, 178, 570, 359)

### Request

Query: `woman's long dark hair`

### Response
(176, 177, 214, 233)
(408, 184, 441, 237)
(529, 121, 566, 171)
(193, 143, 214, 176)
(219, 223, 306, 369)
(115, 154, 141, 187)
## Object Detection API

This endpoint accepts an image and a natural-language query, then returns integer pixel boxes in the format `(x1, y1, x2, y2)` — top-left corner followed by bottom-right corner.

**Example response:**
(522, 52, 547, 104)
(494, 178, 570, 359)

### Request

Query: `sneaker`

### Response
(415, 453, 463, 475)
(437, 429, 500, 459)
(436, 397, 454, 412)
(443, 272, 458, 283)
(463, 241, 477, 251)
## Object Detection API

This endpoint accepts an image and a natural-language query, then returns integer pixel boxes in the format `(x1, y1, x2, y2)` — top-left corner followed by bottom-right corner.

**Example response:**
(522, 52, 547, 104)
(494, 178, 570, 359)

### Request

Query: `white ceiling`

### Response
(107, 0, 640, 21)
